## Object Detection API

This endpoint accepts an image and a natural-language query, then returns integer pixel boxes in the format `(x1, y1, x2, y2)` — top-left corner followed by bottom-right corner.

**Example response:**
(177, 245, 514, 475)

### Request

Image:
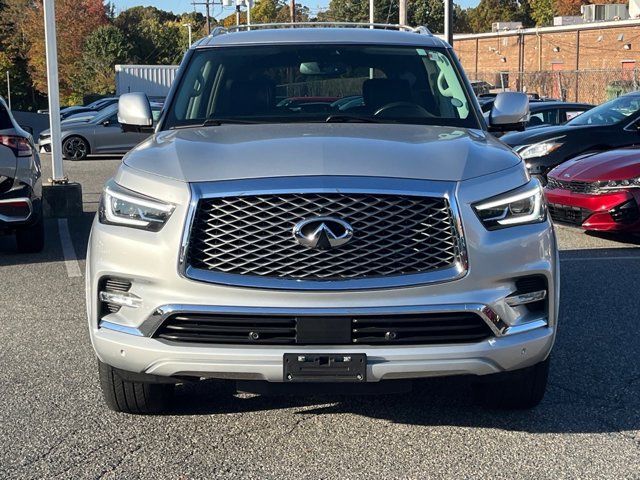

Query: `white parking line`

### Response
(58, 218, 82, 278)
(561, 255, 640, 262)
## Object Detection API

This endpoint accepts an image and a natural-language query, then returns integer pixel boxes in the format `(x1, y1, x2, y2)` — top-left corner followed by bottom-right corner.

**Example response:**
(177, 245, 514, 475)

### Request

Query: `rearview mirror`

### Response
(118, 93, 153, 133)
(299, 62, 347, 77)
(489, 92, 529, 132)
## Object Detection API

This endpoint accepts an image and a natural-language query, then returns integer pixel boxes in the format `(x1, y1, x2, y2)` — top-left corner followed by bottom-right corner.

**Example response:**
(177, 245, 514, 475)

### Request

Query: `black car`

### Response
(525, 101, 593, 129)
(482, 98, 593, 128)
(502, 92, 640, 180)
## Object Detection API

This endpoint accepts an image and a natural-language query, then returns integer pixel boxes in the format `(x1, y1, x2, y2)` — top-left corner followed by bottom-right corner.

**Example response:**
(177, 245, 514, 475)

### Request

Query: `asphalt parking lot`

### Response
(1, 154, 639, 479)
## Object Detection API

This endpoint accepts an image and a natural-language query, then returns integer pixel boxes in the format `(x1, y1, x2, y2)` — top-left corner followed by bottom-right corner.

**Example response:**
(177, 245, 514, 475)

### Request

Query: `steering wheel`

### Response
(374, 102, 435, 118)
(587, 111, 625, 125)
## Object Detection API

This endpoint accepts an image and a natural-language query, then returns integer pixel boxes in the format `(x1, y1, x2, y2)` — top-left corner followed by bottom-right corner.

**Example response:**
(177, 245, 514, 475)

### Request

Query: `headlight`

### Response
(473, 179, 546, 230)
(99, 180, 174, 231)
(592, 177, 640, 194)
(517, 137, 564, 160)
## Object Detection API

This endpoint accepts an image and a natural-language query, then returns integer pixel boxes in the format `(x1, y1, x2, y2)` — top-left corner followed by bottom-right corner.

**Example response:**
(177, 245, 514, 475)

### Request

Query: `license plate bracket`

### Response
(283, 353, 366, 383)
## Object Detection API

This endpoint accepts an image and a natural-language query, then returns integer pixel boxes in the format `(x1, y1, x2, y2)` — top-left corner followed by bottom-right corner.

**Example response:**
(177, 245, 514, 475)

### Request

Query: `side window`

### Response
(529, 109, 557, 126)
(564, 109, 586, 122)
(421, 50, 470, 119)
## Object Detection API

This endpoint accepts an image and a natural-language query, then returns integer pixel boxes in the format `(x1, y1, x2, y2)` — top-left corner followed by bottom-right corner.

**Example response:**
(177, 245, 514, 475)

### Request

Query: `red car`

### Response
(545, 148, 640, 232)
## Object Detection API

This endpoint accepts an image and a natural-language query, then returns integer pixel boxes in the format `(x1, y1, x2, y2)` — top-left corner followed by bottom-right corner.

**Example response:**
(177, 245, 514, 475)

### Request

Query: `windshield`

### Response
(163, 45, 478, 129)
(91, 104, 118, 124)
(567, 94, 640, 126)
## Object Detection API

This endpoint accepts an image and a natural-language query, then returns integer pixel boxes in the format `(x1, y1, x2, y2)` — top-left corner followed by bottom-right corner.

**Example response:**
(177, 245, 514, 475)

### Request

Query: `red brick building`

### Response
(453, 19, 640, 103)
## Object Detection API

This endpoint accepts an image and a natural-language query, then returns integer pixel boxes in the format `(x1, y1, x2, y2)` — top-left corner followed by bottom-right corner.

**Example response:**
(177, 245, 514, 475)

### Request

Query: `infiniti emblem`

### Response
(292, 216, 353, 251)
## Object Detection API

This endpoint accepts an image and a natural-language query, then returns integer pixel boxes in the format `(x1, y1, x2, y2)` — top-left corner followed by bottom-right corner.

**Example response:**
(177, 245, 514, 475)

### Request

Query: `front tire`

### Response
(473, 357, 550, 409)
(15, 216, 45, 253)
(98, 361, 174, 414)
(62, 135, 89, 160)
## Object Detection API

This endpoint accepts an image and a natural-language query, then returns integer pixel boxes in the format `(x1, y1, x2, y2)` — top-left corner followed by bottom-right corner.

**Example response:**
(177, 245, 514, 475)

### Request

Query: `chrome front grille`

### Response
(185, 191, 463, 283)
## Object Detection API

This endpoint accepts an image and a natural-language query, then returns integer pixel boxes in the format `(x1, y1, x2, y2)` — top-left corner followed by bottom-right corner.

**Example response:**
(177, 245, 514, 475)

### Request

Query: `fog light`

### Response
(506, 290, 547, 307)
(99, 291, 142, 308)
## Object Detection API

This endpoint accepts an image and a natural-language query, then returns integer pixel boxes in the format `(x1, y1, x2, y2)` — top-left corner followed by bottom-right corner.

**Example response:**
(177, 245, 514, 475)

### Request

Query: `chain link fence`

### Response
(472, 69, 640, 105)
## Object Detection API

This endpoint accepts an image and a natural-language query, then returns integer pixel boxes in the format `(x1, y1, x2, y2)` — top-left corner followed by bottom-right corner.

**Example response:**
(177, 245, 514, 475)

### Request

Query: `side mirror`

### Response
(489, 92, 529, 132)
(22, 125, 34, 135)
(118, 93, 153, 133)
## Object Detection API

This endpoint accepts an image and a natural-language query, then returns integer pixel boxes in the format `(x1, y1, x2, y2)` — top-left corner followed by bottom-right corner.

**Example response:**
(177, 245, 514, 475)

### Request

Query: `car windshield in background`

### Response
(567, 94, 640, 126)
(164, 45, 478, 129)
(91, 104, 118, 124)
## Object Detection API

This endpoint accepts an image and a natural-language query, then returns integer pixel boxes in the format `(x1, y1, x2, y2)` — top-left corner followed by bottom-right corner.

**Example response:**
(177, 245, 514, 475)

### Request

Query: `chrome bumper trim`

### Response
(97, 302, 548, 339)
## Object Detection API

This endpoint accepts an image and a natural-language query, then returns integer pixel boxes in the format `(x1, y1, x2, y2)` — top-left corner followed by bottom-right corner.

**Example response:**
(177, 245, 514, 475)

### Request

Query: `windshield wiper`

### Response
(202, 118, 261, 126)
(325, 114, 385, 124)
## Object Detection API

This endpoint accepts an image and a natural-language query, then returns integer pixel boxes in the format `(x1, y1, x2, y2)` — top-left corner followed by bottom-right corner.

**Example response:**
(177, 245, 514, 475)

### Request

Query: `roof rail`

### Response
(209, 22, 432, 37)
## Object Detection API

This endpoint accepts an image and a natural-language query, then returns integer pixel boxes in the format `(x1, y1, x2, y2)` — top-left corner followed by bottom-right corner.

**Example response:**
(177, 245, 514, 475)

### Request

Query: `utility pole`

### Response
(399, 0, 407, 26)
(245, 0, 251, 27)
(192, 0, 213, 34)
(183, 23, 193, 48)
(369, 0, 374, 26)
(290, 0, 295, 23)
(6, 71, 10, 111)
(444, 0, 453, 46)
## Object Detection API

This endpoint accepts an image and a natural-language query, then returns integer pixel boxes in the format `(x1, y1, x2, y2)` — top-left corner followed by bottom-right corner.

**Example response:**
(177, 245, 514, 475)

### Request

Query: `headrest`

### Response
(362, 79, 412, 111)
(226, 79, 276, 115)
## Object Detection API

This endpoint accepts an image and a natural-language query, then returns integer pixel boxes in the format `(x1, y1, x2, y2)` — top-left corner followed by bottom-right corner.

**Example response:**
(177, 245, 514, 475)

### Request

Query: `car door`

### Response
(90, 113, 126, 153)
(92, 114, 145, 153)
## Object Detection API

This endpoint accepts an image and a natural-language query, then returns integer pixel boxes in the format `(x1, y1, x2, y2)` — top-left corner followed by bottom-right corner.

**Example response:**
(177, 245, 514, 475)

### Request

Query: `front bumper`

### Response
(87, 171, 559, 382)
(545, 187, 640, 232)
(93, 322, 554, 382)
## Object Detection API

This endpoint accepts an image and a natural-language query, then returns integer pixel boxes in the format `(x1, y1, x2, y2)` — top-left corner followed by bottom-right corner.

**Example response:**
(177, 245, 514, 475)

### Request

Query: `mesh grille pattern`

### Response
(547, 178, 593, 194)
(186, 193, 461, 280)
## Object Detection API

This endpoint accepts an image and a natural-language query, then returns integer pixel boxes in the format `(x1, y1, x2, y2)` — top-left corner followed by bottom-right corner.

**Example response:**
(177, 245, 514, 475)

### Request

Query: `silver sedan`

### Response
(39, 104, 162, 160)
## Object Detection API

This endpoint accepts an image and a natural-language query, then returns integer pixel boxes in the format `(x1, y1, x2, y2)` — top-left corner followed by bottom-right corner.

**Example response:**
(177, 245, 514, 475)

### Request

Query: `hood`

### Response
(40, 121, 94, 137)
(62, 116, 94, 125)
(549, 148, 640, 182)
(501, 123, 592, 147)
(123, 124, 520, 183)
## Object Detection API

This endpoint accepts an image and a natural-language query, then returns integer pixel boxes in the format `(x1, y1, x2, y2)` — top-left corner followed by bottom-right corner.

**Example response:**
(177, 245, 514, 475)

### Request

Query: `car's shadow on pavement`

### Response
(585, 231, 640, 245)
(0, 212, 94, 266)
(166, 249, 640, 434)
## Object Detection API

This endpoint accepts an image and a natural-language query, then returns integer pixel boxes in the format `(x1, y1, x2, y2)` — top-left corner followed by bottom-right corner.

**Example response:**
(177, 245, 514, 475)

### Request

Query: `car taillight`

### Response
(0, 135, 33, 157)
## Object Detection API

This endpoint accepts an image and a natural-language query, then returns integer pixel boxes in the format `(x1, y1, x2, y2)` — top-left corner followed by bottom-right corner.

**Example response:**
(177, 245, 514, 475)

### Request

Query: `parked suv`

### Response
(0, 96, 44, 253)
(88, 25, 559, 414)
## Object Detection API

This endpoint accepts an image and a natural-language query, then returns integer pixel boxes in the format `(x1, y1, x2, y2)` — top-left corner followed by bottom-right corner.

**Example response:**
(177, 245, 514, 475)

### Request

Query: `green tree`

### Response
(75, 25, 132, 95)
(409, 0, 470, 33)
(467, 0, 520, 32)
(531, 0, 555, 25)
(114, 7, 181, 64)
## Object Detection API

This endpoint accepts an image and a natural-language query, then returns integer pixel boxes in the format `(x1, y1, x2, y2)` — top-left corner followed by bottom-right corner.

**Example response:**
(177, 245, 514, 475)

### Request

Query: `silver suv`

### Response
(88, 24, 559, 414)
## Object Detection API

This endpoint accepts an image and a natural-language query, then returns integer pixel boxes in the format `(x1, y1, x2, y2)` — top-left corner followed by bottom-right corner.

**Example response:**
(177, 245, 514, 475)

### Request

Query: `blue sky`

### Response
(113, 0, 480, 18)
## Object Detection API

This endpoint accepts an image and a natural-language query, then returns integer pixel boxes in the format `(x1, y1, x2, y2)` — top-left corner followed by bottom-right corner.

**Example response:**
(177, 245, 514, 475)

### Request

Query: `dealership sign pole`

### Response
(43, 0, 65, 182)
